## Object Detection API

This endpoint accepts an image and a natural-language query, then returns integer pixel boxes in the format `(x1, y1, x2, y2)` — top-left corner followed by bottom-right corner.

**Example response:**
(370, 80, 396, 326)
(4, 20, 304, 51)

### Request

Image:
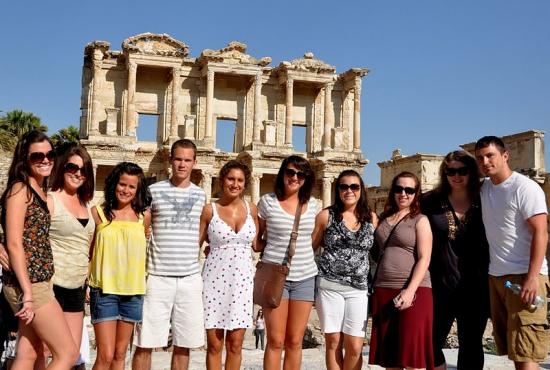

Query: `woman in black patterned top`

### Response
(0, 131, 78, 370)
(312, 169, 378, 370)
(421, 150, 489, 370)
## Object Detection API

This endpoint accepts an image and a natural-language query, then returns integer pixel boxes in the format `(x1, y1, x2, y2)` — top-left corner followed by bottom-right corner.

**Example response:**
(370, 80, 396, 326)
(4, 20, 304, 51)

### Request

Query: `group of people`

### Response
(0, 130, 547, 370)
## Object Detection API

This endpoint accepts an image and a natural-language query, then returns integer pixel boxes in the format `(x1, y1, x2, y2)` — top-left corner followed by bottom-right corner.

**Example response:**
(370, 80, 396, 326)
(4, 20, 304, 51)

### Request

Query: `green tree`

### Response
(0, 109, 48, 151)
(51, 125, 80, 147)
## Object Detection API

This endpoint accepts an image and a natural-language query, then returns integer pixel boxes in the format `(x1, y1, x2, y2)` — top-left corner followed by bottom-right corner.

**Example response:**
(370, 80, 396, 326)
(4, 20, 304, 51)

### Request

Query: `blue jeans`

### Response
(90, 287, 144, 324)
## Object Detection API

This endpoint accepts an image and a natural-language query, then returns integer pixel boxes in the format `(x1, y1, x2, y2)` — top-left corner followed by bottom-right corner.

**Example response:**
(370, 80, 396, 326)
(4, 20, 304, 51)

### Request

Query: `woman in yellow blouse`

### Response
(88, 162, 151, 370)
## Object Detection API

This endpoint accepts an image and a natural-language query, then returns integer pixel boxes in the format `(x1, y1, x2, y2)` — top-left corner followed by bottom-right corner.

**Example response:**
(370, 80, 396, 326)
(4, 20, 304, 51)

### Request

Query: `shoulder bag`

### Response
(253, 202, 303, 308)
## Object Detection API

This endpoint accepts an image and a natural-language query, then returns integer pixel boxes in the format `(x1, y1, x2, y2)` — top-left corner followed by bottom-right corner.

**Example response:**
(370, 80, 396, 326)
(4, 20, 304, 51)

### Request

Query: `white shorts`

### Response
(315, 286, 369, 338)
(134, 274, 205, 348)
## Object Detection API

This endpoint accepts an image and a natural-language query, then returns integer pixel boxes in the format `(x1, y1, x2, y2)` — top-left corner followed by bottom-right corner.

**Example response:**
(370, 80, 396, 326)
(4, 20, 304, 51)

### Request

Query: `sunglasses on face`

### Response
(393, 185, 416, 195)
(284, 168, 306, 180)
(338, 183, 361, 192)
(28, 150, 56, 163)
(445, 167, 469, 177)
(64, 163, 86, 176)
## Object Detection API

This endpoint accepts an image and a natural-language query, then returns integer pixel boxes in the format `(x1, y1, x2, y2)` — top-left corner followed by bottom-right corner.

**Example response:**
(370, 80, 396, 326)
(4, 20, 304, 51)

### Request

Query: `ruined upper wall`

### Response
(80, 33, 369, 159)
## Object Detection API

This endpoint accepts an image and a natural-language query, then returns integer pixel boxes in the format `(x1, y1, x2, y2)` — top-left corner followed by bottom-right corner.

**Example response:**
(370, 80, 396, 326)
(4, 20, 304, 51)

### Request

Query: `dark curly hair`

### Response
(382, 171, 421, 220)
(435, 150, 480, 202)
(329, 169, 372, 224)
(50, 143, 95, 204)
(102, 162, 151, 221)
(218, 160, 251, 192)
(274, 155, 315, 204)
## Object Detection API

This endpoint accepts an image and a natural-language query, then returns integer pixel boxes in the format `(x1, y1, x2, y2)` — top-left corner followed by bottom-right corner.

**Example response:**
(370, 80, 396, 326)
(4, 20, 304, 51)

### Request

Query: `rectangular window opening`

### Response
(292, 124, 307, 152)
(137, 114, 159, 142)
(216, 119, 237, 153)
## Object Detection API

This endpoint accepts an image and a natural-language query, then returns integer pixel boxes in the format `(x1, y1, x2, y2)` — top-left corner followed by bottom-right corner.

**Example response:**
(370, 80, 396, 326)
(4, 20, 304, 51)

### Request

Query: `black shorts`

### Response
(53, 284, 86, 312)
(0, 291, 18, 332)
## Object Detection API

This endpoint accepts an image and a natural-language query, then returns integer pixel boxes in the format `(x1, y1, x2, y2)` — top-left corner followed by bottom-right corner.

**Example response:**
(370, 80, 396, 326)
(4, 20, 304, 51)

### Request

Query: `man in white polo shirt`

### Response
(132, 139, 205, 370)
(475, 136, 549, 369)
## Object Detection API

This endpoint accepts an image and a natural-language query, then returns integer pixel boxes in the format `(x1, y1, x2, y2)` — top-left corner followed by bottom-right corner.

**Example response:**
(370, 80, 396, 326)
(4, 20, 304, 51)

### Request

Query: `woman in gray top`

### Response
(312, 169, 378, 370)
(257, 155, 319, 370)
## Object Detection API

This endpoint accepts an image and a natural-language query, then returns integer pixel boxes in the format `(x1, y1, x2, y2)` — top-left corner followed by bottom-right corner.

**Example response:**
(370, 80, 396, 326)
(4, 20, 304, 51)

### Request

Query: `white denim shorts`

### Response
(315, 281, 369, 337)
(134, 274, 205, 348)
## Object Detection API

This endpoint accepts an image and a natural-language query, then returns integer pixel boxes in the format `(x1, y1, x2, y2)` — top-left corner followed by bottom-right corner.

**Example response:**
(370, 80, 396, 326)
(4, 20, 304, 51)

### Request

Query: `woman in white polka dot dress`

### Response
(199, 160, 259, 370)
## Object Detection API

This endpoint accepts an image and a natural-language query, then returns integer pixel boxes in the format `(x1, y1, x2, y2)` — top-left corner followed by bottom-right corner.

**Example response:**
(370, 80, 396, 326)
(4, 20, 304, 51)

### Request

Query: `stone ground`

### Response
(83, 308, 550, 370)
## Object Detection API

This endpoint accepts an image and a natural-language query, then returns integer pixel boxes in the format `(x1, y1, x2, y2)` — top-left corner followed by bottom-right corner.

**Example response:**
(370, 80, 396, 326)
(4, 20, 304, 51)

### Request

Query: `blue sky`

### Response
(1, 0, 548, 185)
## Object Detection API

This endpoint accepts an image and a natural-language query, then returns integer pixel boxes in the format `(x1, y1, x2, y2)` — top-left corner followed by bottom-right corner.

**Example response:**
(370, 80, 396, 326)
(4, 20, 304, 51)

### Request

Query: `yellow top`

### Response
(88, 206, 146, 295)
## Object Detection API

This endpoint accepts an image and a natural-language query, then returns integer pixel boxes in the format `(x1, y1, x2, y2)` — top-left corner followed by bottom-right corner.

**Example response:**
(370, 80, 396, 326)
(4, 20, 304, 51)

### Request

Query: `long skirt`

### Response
(368, 286, 434, 370)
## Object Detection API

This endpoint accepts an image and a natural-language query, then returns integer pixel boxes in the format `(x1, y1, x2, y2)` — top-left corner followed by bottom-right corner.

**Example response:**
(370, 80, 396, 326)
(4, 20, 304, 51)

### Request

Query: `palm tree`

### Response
(51, 125, 80, 146)
(0, 110, 48, 151)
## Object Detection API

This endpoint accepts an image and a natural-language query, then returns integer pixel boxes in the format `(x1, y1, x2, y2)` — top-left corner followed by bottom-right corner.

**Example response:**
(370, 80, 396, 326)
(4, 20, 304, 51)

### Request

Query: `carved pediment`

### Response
(122, 33, 189, 57)
(280, 52, 336, 74)
(198, 41, 271, 67)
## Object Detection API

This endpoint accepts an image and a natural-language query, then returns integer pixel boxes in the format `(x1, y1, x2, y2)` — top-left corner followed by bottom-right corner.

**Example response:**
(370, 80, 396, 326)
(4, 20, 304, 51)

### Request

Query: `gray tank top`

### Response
(374, 213, 431, 289)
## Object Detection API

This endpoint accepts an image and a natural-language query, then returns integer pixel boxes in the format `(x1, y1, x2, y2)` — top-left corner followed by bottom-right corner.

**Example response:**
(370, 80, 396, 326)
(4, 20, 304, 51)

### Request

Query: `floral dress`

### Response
(202, 201, 256, 330)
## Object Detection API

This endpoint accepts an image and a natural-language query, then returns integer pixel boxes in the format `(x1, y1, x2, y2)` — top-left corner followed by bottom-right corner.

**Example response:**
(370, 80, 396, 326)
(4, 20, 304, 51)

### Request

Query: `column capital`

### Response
(128, 61, 137, 72)
(207, 69, 215, 81)
(287, 77, 294, 88)
(324, 81, 334, 90)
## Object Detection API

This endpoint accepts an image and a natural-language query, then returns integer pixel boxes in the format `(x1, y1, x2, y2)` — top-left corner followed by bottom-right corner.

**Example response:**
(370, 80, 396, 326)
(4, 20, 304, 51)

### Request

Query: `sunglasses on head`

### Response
(64, 162, 86, 175)
(28, 150, 56, 163)
(393, 185, 416, 195)
(338, 183, 361, 192)
(284, 168, 306, 180)
(445, 167, 469, 177)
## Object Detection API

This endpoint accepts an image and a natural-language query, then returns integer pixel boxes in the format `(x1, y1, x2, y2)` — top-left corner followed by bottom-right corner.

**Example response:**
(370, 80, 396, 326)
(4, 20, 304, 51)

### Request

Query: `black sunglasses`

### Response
(28, 150, 56, 163)
(445, 167, 469, 177)
(338, 183, 361, 192)
(393, 185, 416, 195)
(64, 163, 86, 175)
(284, 168, 306, 180)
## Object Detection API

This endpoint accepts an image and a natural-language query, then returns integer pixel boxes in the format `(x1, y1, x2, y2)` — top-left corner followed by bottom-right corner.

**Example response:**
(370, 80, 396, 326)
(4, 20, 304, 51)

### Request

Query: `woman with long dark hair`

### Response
(47, 144, 95, 364)
(421, 151, 489, 370)
(1, 130, 78, 370)
(368, 171, 434, 370)
(257, 155, 319, 370)
(312, 169, 378, 370)
(88, 162, 151, 370)
(199, 160, 258, 370)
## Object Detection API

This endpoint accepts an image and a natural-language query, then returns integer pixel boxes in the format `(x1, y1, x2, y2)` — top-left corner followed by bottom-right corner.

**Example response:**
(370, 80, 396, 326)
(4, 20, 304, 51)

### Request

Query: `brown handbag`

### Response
(253, 202, 303, 308)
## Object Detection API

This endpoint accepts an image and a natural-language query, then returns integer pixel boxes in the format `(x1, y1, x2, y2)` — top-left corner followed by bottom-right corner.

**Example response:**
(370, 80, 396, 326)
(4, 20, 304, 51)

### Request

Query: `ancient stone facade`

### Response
(80, 33, 369, 205)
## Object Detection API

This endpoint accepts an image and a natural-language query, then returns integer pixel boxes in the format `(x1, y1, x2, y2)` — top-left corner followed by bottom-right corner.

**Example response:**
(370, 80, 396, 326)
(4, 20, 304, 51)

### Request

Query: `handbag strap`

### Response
(284, 202, 303, 267)
(371, 213, 408, 286)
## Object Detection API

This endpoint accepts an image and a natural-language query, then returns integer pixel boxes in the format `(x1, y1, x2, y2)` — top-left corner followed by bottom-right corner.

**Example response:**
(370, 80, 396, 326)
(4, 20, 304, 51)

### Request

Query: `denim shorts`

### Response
(90, 287, 144, 324)
(282, 276, 316, 302)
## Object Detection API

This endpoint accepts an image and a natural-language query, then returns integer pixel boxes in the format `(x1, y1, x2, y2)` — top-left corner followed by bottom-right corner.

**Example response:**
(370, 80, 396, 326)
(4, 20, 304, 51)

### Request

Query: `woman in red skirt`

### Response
(368, 171, 434, 370)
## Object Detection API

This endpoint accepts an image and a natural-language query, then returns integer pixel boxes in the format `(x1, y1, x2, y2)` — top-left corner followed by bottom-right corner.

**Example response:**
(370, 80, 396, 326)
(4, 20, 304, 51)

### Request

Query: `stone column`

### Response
(205, 69, 215, 140)
(90, 50, 103, 136)
(323, 82, 334, 150)
(92, 164, 98, 186)
(170, 67, 181, 139)
(126, 61, 137, 137)
(353, 78, 362, 151)
(322, 177, 333, 208)
(201, 171, 212, 203)
(253, 72, 262, 142)
(251, 174, 263, 204)
(284, 78, 294, 146)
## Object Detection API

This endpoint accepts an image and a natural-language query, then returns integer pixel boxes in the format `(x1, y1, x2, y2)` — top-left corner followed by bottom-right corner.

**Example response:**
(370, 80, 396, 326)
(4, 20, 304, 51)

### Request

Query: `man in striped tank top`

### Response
(132, 139, 206, 370)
